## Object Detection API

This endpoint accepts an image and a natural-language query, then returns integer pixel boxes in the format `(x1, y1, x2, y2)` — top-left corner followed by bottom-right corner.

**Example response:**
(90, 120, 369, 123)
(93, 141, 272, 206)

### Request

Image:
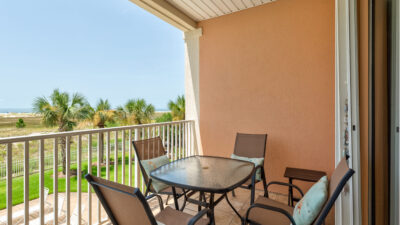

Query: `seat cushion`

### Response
(141, 155, 170, 192)
(231, 154, 264, 180)
(155, 206, 209, 225)
(293, 176, 328, 225)
(239, 196, 294, 225)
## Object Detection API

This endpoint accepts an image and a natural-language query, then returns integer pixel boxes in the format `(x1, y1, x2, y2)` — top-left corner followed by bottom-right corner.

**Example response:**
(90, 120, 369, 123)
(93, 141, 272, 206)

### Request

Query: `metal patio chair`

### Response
(231, 133, 268, 204)
(132, 137, 193, 211)
(241, 156, 355, 225)
(85, 174, 210, 225)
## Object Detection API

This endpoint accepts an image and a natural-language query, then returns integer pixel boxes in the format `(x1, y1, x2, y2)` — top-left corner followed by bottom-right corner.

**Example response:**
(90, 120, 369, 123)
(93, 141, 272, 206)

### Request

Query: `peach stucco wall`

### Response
(198, 0, 335, 194)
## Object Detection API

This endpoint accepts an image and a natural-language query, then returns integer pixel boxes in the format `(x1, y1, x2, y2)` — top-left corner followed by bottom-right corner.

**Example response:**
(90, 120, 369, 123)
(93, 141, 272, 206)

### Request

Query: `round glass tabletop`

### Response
(150, 155, 255, 193)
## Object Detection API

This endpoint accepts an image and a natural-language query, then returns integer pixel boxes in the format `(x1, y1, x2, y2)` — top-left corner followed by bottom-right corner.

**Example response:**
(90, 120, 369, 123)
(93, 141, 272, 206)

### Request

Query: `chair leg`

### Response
(232, 189, 236, 197)
(166, 195, 170, 205)
(250, 172, 257, 205)
(180, 193, 188, 211)
(250, 186, 255, 205)
(261, 167, 268, 198)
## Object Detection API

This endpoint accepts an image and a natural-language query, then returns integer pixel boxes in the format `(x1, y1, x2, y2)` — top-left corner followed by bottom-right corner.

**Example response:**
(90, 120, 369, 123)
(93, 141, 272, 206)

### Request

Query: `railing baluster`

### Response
(141, 127, 145, 191)
(191, 121, 194, 155)
(24, 141, 29, 225)
(114, 131, 118, 183)
(134, 128, 139, 188)
(172, 125, 175, 160)
(39, 139, 45, 225)
(129, 129, 132, 186)
(122, 130, 125, 185)
(162, 125, 165, 147)
(183, 122, 188, 157)
(174, 124, 178, 160)
(87, 134, 92, 225)
(6, 143, 12, 225)
(151, 127, 155, 157)
(179, 123, 182, 159)
(185, 122, 188, 157)
(167, 125, 170, 159)
(53, 139, 58, 225)
(106, 132, 110, 180)
(77, 135, 82, 225)
(97, 133, 101, 224)
(66, 136, 71, 225)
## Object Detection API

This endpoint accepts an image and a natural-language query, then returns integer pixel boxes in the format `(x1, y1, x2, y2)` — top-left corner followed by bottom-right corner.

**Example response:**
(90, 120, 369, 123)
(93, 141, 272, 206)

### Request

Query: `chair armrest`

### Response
(266, 181, 304, 197)
(187, 209, 211, 225)
(245, 203, 296, 225)
(146, 193, 164, 210)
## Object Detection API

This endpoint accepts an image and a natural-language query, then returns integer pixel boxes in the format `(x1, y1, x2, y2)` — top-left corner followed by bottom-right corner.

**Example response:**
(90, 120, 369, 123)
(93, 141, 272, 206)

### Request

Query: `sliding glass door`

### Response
(390, 0, 400, 224)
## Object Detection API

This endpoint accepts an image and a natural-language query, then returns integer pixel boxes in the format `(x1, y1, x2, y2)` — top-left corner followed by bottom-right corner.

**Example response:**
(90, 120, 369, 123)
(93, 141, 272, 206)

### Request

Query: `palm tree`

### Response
(91, 99, 115, 163)
(116, 99, 155, 125)
(92, 99, 114, 128)
(168, 95, 185, 121)
(33, 89, 91, 174)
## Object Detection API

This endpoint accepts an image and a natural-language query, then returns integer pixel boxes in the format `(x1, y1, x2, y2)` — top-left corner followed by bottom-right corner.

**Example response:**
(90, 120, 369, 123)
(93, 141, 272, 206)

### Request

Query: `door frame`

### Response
(335, 0, 362, 224)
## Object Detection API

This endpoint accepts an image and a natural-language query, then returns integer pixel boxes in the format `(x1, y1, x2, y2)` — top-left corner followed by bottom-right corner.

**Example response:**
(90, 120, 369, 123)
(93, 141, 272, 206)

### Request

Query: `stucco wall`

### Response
(198, 0, 335, 194)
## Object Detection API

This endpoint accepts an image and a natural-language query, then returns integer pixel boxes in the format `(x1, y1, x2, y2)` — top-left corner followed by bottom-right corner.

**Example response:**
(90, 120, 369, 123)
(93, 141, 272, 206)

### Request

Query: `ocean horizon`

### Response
(0, 108, 169, 113)
(0, 108, 33, 113)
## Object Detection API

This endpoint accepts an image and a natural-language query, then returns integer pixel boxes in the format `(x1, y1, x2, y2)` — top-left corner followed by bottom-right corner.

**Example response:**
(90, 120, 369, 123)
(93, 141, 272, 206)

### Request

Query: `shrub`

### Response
(15, 118, 26, 128)
(155, 112, 173, 123)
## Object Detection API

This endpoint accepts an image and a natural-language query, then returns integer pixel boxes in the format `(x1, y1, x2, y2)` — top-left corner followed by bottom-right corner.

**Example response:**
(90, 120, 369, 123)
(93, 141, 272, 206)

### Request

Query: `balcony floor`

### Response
(1, 188, 288, 225)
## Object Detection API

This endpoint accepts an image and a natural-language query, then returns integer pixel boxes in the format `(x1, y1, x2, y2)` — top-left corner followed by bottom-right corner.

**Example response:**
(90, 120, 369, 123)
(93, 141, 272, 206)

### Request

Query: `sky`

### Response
(0, 0, 184, 111)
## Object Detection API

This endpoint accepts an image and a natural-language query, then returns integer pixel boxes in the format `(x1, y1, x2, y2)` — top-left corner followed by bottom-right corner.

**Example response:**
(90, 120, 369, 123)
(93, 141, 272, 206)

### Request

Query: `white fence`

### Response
(0, 120, 195, 225)
(0, 148, 91, 179)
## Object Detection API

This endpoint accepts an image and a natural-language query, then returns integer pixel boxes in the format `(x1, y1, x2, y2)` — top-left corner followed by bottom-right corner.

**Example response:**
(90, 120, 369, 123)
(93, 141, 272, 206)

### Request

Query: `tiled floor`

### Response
(0, 188, 288, 225)
(148, 188, 288, 225)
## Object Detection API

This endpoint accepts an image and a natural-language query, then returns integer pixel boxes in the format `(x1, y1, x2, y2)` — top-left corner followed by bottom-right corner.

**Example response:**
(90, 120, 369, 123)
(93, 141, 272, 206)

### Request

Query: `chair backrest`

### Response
(313, 157, 355, 225)
(132, 137, 167, 188)
(233, 133, 267, 158)
(85, 174, 157, 225)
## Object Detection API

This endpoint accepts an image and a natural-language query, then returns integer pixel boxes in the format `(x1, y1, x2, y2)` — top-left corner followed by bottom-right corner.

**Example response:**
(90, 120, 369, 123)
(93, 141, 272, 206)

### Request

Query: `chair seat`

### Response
(155, 207, 209, 225)
(239, 196, 294, 225)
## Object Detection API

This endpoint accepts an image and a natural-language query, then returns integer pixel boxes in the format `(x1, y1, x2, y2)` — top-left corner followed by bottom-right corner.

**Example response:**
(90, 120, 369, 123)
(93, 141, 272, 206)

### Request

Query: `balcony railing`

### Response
(0, 120, 196, 225)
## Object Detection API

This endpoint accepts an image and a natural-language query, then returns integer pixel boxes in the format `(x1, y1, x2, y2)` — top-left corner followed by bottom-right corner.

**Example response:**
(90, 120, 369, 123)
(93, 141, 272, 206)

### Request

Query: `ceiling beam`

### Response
(129, 0, 198, 31)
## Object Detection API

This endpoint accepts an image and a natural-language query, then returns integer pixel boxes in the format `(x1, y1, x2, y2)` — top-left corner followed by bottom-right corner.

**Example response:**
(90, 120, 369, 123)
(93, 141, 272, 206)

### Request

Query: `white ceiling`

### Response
(165, 0, 276, 22)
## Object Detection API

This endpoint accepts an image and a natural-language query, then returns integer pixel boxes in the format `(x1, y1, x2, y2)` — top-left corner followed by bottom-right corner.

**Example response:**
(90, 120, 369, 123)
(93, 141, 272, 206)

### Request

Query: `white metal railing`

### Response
(0, 120, 195, 225)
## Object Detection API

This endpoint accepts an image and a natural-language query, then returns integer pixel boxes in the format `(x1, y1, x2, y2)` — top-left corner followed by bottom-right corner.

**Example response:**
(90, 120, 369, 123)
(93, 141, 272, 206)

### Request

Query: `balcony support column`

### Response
(184, 28, 202, 155)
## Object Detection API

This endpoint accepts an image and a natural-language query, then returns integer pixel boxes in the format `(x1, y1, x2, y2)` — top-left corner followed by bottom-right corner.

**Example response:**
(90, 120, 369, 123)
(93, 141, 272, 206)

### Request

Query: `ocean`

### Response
(0, 108, 33, 113)
(0, 108, 169, 113)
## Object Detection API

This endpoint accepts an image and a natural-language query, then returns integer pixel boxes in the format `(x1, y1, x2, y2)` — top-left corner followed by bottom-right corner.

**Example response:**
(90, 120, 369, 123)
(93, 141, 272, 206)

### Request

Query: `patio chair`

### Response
(231, 133, 268, 204)
(85, 174, 210, 225)
(0, 187, 50, 225)
(132, 137, 191, 211)
(29, 194, 65, 225)
(241, 157, 355, 225)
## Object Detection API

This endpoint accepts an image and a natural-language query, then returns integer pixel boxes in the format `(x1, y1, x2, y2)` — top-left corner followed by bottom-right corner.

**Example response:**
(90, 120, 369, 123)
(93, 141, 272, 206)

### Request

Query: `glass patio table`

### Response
(150, 155, 255, 223)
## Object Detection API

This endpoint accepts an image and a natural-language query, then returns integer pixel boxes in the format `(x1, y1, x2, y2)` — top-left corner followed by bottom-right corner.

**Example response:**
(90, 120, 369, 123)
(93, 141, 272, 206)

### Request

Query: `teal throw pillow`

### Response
(293, 176, 328, 225)
(141, 155, 170, 192)
(231, 154, 264, 181)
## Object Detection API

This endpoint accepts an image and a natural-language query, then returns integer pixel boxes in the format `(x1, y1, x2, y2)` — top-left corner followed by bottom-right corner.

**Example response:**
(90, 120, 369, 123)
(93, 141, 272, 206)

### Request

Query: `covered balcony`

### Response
(1, 0, 393, 224)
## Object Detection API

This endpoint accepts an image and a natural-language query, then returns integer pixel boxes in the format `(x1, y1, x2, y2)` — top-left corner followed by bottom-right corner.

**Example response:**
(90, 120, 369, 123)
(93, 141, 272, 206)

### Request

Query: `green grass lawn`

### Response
(0, 156, 138, 209)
